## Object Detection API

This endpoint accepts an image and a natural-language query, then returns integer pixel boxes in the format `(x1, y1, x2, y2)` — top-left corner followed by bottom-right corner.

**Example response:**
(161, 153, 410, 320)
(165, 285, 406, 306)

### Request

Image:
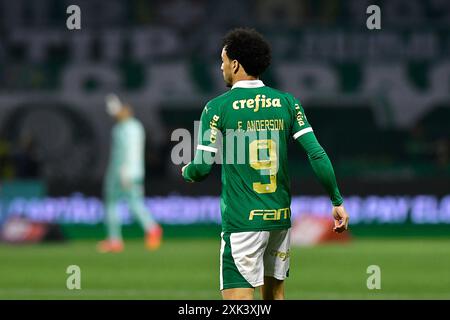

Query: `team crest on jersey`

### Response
(232, 95, 282, 113)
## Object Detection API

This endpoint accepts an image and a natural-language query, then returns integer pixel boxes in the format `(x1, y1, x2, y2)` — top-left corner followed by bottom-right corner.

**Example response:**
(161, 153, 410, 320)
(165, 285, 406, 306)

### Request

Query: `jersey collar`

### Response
(231, 80, 265, 89)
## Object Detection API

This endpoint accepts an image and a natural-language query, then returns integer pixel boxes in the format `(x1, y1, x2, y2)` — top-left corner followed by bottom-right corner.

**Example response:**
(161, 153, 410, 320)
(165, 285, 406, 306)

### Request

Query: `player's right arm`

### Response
(182, 103, 221, 182)
(289, 95, 349, 232)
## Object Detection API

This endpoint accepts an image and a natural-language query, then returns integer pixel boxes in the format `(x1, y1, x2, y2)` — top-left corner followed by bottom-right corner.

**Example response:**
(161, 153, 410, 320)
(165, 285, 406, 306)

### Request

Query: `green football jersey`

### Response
(197, 80, 312, 233)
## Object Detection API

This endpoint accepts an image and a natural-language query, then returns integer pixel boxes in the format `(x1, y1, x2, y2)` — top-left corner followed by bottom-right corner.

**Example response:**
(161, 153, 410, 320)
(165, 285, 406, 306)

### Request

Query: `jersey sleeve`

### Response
(296, 132, 344, 206)
(288, 95, 313, 141)
(183, 102, 222, 182)
(288, 94, 343, 206)
(196, 102, 222, 153)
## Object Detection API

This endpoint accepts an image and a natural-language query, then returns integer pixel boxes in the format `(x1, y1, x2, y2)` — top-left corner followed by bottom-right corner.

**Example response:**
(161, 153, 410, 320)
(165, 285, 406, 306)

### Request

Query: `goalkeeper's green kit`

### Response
(183, 80, 343, 233)
(104, 117, 155, 240)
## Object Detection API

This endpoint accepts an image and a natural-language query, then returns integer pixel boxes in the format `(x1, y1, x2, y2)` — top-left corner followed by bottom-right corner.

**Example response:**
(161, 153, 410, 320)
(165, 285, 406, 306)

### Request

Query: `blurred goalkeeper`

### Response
(97, 94, 163, 253)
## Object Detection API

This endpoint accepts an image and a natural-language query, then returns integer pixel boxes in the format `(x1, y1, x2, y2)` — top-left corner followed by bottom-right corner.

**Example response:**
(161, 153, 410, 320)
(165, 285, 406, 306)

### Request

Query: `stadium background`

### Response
(0, 0, 449, 299)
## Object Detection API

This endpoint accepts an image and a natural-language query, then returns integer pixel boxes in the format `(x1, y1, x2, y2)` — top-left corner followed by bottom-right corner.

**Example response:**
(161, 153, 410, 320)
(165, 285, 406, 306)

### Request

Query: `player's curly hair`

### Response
(222, 28, 272, 77)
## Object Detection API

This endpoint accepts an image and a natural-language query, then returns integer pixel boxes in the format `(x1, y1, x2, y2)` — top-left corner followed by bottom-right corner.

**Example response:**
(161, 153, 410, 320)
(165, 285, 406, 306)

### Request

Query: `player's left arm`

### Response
(182, 103, 221, 182)
(297, 132, 343, 206)
(290, 96, 349, 232)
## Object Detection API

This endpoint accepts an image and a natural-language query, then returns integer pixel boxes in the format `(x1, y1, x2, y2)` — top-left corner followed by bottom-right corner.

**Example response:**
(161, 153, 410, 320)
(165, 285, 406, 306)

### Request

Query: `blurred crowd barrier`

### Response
(1, 191, 449, 240)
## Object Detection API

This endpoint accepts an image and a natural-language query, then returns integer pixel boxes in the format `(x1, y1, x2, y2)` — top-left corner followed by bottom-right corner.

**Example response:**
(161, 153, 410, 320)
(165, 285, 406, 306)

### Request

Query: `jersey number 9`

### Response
(249, 139, 278, 194)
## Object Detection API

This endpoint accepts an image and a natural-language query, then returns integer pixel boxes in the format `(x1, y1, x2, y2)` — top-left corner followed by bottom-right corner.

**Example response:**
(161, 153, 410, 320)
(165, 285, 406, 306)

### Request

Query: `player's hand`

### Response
(181, 163, 194, 183)
(332, 204, 349, 233)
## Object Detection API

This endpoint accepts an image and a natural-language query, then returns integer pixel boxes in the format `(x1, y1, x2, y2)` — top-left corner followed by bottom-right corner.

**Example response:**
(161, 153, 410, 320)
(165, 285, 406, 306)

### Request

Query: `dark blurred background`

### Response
(0, 0, 449, 229)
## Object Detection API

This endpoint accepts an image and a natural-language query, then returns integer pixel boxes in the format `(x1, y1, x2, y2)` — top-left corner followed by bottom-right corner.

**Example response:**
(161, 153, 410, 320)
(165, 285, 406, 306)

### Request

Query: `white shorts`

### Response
(219, 229, 291, 290)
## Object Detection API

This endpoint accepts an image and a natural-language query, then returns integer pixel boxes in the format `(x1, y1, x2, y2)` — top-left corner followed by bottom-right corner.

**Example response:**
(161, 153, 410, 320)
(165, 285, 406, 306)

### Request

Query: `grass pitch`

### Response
(0, 238, 449, 300)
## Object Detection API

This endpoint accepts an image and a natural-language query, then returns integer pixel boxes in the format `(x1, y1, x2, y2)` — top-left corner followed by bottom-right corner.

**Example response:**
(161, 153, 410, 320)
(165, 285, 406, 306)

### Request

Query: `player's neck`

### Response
(231, 75, 258, 86)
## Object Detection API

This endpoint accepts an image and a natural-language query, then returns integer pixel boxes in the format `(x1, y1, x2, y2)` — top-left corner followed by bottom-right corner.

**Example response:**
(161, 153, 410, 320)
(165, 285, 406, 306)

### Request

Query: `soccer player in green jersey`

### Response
(97, 94, 163, 253)
(182, 28, 349, 300)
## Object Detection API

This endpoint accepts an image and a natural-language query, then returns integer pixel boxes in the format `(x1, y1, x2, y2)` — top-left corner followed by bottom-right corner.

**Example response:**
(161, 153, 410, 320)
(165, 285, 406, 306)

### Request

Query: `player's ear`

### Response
(232, 60, 240, 74)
